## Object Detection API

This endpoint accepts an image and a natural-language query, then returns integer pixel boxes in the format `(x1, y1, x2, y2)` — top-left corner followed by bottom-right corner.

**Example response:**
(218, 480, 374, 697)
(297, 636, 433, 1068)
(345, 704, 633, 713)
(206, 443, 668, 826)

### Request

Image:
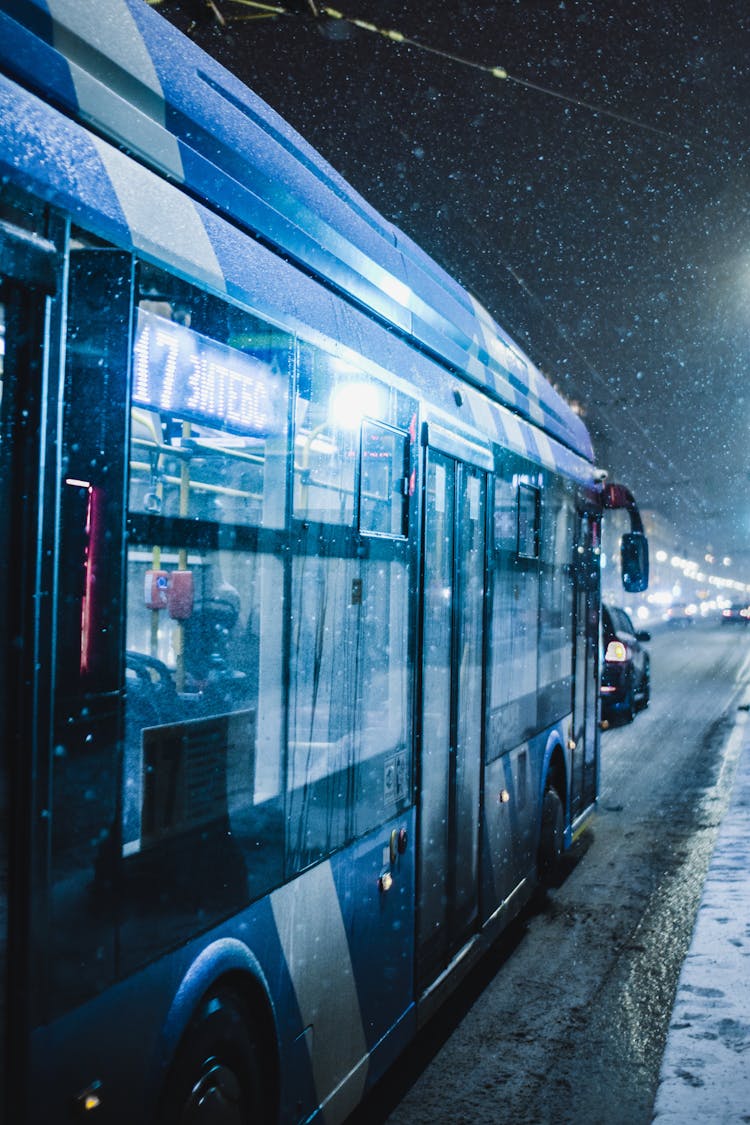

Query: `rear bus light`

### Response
(605, 640, 628, 662)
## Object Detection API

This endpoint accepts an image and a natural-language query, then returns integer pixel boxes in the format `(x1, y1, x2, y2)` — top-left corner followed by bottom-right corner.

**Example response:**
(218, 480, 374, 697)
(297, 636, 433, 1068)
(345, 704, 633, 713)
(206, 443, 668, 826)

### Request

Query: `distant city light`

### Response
(647, 590, 673, 606)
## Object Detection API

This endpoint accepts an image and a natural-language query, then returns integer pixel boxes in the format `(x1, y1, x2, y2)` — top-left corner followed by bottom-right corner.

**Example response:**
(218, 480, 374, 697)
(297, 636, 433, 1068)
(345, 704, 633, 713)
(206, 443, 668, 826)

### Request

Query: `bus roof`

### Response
(0, 0, 594, 462)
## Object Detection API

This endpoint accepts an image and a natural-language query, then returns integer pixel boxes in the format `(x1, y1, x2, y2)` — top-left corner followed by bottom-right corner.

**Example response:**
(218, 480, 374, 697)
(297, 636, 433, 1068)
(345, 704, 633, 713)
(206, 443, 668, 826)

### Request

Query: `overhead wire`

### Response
(203, 0, 691, 146)
(319, 6, 683, 144)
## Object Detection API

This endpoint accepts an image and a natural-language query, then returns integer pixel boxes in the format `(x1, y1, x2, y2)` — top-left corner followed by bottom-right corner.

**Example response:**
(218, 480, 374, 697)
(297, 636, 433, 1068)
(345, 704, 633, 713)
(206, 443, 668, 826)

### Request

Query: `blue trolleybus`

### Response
(0, 2, 648, 1121)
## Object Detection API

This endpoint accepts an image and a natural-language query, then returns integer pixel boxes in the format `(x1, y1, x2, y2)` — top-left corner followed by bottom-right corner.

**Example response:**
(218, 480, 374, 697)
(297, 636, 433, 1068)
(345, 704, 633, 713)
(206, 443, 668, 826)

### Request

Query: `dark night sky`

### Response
(162, 0, 750, 570)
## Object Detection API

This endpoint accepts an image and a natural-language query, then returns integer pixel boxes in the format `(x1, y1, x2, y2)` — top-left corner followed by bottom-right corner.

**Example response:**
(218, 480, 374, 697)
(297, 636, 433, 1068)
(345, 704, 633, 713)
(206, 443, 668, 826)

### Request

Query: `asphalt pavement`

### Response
(652, 695, 750, 1122)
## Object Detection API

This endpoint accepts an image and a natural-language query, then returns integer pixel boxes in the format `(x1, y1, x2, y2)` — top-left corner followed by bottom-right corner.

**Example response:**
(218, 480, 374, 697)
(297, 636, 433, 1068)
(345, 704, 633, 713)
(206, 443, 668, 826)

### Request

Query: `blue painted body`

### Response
(27, 809, 415, 1125)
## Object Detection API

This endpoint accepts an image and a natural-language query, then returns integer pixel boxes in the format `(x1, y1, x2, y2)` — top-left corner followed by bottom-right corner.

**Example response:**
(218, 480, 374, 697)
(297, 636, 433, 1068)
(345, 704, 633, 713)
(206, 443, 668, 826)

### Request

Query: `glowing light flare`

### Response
(329, 381, 385, 430)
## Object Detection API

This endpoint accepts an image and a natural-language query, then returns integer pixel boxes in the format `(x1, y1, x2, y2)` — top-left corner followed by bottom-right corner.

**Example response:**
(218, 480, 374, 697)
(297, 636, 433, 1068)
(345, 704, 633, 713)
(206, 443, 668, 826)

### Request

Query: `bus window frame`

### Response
(357, 417, 410, 540)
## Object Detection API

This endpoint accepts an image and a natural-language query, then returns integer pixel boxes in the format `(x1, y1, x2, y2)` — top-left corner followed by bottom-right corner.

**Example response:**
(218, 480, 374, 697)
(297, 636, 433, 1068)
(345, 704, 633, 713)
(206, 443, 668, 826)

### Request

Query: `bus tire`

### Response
(158, 985, 269, 1125)
(538, 786, 564, 884)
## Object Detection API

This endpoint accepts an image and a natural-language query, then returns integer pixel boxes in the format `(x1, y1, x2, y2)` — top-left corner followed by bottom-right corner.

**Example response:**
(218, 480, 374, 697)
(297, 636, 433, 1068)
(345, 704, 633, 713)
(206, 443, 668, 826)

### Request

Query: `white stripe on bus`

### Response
(91, 135, 226, 294)
(47, 0, 185, 183)
(271, 861, 368, 1117)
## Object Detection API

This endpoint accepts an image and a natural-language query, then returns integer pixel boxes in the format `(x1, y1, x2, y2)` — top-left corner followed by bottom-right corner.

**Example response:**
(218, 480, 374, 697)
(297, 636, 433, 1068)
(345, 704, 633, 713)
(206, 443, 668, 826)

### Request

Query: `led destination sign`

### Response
(132, 308, 284, 437)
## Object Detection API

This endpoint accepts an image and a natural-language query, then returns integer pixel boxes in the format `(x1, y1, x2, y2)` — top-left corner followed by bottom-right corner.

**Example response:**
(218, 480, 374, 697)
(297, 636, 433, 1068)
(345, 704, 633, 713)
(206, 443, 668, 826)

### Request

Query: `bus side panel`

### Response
(339, 808, 416, 1073)
(27, 808, 415, 1125)
(26, 898, 286, 1125)
(481, 742, 536, 915)
(28, 896, 312, 1124)
(271, 810, 415, 1124)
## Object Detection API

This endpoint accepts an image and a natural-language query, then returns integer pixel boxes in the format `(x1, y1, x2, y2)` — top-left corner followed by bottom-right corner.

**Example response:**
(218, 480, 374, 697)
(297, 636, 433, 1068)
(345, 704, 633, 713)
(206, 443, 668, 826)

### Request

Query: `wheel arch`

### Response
(540, 733, 568, 818)
(536, 734, 569, 882)
(151, 937, 280, 1120)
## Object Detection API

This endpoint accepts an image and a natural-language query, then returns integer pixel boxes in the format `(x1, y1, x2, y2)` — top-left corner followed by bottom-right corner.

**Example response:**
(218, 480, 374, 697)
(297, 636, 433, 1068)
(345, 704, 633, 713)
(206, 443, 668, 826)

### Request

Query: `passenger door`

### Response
(417, 444, 487, 990)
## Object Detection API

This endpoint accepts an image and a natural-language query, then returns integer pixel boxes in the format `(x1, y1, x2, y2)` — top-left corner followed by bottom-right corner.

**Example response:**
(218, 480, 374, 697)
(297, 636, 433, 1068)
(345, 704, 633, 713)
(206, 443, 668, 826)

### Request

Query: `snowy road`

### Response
(348, 621, 750, 1125)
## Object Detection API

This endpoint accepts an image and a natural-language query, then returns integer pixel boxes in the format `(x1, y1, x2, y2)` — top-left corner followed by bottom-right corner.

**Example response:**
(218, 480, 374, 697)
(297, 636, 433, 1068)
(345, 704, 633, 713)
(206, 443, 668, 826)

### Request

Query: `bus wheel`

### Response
(538, 786, 564, 884)
(160, 986, 267, 1125)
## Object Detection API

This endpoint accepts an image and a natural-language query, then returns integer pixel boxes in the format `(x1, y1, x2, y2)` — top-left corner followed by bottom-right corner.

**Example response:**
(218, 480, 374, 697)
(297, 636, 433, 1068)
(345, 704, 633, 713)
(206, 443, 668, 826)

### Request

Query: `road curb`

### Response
(652, 705, 750, 1122)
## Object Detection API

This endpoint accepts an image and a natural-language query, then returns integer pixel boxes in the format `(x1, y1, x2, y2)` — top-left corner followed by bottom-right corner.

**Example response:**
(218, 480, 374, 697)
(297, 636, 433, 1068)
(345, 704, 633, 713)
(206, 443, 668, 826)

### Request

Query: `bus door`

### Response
(570, 510, 600, 819)
(0, 215, 58, 1124)
(417, 434, 488, 990)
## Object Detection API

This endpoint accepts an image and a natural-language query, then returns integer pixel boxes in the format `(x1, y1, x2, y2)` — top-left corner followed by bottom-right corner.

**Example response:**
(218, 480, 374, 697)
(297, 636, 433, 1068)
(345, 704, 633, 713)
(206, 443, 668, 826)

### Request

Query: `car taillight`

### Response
(605, 640, 628, 662)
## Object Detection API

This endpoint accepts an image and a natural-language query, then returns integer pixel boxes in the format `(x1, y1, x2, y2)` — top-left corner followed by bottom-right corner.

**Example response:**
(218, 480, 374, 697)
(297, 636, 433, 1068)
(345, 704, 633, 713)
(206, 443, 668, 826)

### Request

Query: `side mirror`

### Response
(621, 531, 649, 593)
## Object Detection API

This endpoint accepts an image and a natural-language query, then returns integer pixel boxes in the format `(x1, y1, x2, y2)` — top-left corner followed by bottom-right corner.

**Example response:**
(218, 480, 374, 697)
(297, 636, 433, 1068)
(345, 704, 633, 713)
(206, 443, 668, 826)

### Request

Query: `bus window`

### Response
(489, 470, 541, 756)
(287, 548, 410, 871)
(121, 270, 290, 969)
(288, 345, 412, 869)
(294, 347, 406, 526)
(122, 543, 285, 902)
(538, 481, 575, 726)
(518, 482, 541, 559)
(130, 267, 290, 530)
(50, 240, 132, 1014)
(293, 348, 362, 524)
